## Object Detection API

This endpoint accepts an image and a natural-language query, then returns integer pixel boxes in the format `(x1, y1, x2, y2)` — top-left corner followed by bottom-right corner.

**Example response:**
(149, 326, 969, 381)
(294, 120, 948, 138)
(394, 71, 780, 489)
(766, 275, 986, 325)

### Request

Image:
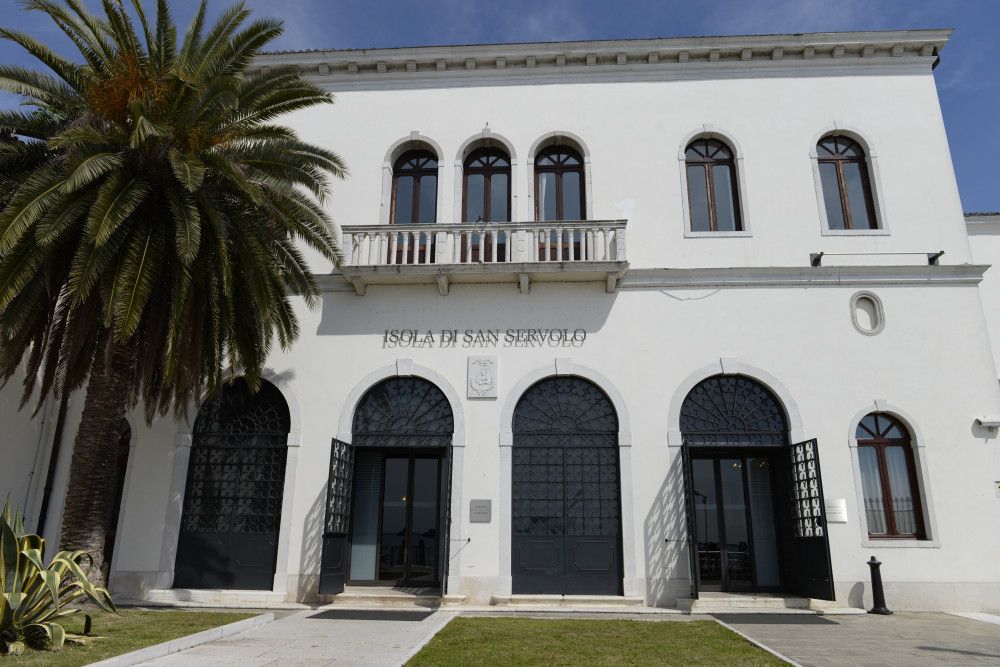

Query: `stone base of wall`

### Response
(834, 580, 1000, 612)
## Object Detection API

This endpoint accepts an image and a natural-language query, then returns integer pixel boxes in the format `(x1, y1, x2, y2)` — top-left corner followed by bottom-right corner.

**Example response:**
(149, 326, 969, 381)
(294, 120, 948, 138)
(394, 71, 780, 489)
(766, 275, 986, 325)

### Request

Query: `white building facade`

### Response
(5, 29, 1000, 611)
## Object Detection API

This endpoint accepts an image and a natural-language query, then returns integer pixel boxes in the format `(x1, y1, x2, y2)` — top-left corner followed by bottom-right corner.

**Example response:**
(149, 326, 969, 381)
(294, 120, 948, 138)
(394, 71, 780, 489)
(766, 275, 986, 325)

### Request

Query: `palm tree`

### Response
(0, 0, 345, 583)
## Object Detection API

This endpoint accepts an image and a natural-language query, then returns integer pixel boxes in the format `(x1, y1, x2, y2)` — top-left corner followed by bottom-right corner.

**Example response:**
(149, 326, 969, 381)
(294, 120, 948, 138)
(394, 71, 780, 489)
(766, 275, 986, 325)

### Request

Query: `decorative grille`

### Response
(324, 439, 354, 536)
(679, 375, 787, 447)
(352, 377, 454, 448)
(512, 377, 619, 538)
(181, 380, 289, 536)
(790, 439, 825, 537)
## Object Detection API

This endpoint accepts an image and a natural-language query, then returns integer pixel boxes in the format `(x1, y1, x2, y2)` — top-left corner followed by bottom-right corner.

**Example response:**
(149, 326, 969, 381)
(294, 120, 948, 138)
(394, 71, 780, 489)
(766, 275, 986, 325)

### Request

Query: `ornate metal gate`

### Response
(787, 438, 835, 600)
(174, 379, 290, 590)
(511, 377, 623, 595)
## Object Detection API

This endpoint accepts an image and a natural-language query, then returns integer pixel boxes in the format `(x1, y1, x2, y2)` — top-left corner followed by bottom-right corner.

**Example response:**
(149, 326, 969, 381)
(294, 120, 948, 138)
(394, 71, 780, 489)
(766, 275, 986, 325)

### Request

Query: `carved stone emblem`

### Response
(467, 355, 498, 399)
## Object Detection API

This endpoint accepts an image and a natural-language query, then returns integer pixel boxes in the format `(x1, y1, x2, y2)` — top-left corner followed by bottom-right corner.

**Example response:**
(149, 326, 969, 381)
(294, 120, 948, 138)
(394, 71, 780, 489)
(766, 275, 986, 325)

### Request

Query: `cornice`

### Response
(313, 263, 986, 293)
(620, 264, 986, 289)
(966, 213, 1000, 234)
(252, 29, 950, 88)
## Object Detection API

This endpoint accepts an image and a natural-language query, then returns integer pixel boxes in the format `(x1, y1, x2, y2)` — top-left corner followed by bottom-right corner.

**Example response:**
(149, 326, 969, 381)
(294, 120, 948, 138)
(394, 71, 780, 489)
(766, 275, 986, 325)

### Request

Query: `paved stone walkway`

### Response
(140, 608, 454, 667)
(718, 612, 1000, 666)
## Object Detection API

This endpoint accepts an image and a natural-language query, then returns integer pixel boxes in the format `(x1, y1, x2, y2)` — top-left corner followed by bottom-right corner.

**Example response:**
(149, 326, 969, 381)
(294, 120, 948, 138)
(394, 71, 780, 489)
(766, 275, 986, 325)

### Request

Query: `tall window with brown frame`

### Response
(685, 138, 742, 232)
(817, 135, 878, 230)
(856, 413, 925, 539)
(391, 149, 438, 262)
(535, 145, 585, 260)
(463, 147, 511, 262)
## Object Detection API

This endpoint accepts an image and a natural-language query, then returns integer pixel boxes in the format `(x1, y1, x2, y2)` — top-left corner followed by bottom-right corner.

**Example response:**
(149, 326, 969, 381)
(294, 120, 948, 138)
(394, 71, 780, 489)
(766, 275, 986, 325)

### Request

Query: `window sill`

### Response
(861, 538, 939, 548)
(820, 228, 890, 237)
(684, 230, 753, 238)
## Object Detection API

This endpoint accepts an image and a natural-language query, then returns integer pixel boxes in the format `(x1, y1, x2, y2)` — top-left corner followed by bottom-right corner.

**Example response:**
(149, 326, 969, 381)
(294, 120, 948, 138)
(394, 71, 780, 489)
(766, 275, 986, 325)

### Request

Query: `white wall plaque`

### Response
(470, 499, 492, 523)
(825, 498, 848, 523)
(995, 481, 1000, 498)
(467, 355, 498, 398)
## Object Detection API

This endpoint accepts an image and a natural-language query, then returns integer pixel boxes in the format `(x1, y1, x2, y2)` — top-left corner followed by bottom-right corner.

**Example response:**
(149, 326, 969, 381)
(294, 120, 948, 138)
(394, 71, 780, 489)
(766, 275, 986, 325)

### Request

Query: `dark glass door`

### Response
(692, 454, 781, 593)
(367, 452, 441, 586)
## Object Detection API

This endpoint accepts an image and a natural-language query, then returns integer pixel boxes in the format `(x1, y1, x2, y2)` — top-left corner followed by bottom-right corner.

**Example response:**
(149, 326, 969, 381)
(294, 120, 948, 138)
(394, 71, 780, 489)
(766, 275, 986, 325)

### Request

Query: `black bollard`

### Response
(867, 556, 892, 615)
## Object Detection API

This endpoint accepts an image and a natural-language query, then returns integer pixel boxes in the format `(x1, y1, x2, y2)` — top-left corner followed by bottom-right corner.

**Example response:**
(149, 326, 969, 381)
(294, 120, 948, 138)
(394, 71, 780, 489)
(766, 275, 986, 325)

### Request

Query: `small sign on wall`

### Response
(995, 481, 1000, 498)
(825, 498, 848, 523)
(470, 499, 492, 523)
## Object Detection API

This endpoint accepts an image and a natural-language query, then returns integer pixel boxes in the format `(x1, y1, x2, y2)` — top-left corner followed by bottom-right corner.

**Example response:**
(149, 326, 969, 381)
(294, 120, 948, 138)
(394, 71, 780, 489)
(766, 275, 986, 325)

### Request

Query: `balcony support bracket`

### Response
(348, 275, 367, 296)
(606, 271, 620, 293)
(436, 271, 450, 296)
(518, 273, 530, 294)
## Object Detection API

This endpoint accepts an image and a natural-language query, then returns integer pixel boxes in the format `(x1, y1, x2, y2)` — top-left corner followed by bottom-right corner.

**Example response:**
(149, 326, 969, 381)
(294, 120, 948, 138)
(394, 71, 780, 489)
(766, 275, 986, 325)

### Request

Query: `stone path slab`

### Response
(139, 608, 455, 667)
(718, 612, 1000, 666)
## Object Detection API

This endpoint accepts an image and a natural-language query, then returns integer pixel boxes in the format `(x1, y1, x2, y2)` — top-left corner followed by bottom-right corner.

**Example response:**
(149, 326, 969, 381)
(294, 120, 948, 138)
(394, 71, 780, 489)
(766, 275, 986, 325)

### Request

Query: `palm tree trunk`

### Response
(58, 333, 135, 586)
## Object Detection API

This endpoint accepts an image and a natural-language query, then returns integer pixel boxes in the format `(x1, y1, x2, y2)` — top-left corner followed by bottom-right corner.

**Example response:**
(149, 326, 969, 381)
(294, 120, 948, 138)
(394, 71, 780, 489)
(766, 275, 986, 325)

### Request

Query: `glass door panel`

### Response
(349, 451, 381, 581)
(692, 459, 722, 589)
(407, 457, 440, 583)
(378, 457, 408, 582)
(747, 457, 781, 588)
(719, 459, 752, 591)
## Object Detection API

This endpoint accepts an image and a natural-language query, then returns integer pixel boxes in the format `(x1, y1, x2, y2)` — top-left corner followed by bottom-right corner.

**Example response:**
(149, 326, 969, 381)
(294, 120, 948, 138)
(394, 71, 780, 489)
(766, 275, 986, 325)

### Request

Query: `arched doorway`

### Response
(320, 377, 454, 594)
(174, 379, 290, 590)
(511, 376, 622, 595)
(679, 374, 833, 600)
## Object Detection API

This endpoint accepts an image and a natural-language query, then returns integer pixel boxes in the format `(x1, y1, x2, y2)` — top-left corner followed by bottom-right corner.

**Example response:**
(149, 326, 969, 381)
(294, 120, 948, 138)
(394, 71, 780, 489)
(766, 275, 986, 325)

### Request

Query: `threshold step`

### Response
(142, 589, 301, 609)
(491, 594, 645, 607)
(678, 594, 861, 614)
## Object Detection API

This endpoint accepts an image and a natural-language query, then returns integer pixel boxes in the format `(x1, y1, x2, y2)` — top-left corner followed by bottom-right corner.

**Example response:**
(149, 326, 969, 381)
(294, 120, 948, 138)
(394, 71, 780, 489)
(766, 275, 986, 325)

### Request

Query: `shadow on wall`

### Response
(297, 485, 326, 602)
(643, 448, 692, 607)
(316, 283, 618, 338)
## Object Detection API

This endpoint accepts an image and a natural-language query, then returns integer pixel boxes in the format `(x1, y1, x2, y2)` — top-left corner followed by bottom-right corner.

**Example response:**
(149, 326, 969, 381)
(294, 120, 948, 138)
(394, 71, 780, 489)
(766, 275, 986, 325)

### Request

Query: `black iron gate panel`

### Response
(174, 381, 290, 591)
(787, 438, 835, 600)
(511, 377, 622, 596)
(680, 443, 699, 600)
(319, 438, 354, 594)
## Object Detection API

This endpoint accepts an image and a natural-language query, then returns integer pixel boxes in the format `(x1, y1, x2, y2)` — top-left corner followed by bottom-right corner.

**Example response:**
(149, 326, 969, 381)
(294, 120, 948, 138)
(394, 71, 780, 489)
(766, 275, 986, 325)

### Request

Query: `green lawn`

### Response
(407, 617, 785, 667)
(0, 608, 254, 666)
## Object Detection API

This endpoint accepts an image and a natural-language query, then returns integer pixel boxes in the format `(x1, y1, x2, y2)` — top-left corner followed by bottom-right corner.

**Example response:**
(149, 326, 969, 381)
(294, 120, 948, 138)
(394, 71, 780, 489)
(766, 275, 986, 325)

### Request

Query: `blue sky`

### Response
(1, 0, 997, 211)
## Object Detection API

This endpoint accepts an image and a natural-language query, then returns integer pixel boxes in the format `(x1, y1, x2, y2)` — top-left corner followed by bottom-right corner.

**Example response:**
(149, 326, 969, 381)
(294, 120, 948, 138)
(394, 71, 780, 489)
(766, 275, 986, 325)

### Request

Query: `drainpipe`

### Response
(35, 390, 69, 537)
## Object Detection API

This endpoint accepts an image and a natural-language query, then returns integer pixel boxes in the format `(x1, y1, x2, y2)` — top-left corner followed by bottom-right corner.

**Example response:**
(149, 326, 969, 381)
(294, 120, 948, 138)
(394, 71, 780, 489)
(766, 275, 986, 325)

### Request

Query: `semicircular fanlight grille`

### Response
(352, 377, 454, 447)
(680, 374, 787, 447)
(193, 378, 290, 436)
(513, 377, 618, 448)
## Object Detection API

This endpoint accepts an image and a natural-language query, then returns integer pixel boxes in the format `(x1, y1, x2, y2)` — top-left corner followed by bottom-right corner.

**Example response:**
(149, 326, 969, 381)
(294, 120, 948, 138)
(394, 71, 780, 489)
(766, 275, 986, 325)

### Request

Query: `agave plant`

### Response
(0, 501, 116, 653)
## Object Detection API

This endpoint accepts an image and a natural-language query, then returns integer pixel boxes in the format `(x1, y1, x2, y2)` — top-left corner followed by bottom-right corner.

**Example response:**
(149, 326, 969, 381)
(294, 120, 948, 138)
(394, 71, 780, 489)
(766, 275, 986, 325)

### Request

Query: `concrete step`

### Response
(491, 594, 645, 607)
(322, 587, 463, 608)
(677, 594, 862, 614)
(143, 588, 302, 609)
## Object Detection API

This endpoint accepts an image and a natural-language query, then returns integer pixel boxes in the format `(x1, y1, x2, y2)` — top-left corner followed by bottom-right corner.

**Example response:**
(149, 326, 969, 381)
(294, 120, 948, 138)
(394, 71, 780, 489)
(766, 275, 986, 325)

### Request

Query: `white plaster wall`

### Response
(289, 68, 970, 273)
(0, 365, 54, 529)
(101, 277, 1000, 608)
(968, 226, 1000, 373)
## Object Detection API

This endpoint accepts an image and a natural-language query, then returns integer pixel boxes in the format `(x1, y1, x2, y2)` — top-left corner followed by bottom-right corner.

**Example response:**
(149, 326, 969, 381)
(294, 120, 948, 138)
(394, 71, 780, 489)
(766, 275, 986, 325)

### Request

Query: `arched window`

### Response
(856, 413, 923, 538)
(535, 145, 585, 221)
(392, 149, 438, 225)
(685, 138, 741, 232)
(463, 147, 511, 222)
(817, 136, 877, 230)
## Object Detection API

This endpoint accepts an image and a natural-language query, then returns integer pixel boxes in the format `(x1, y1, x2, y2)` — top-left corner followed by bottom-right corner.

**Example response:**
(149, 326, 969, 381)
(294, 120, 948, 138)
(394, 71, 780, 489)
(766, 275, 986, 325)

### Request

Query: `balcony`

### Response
(339, 220, 628, 295)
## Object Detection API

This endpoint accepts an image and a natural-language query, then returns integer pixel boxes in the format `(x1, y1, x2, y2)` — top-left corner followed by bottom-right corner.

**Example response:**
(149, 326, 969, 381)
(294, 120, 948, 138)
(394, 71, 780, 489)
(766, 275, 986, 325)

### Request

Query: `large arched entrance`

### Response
(679, 374, 833, 600)
(511, 376, 623, 595)
(174, 379, 290, 590)
(320, 377, 454, 594)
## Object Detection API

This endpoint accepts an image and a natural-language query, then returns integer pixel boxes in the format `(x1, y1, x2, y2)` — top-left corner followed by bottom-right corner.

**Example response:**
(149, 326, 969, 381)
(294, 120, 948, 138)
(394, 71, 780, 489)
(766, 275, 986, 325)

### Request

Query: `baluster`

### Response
(453, 230, 461, 264)
(604, 228, 612, 260)
(544, 228, 551, 262)
(402, 231, 410, 265)
(505, 230, 512, 262)
(387, 231, 397, 264)
(465, 229, 472, 264)
(491, 230, 498, 263)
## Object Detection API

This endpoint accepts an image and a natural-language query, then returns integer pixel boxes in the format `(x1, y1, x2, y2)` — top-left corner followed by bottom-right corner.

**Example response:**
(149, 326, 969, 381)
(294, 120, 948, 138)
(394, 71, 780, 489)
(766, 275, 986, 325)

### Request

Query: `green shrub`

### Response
(0, 501, 115, 654)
